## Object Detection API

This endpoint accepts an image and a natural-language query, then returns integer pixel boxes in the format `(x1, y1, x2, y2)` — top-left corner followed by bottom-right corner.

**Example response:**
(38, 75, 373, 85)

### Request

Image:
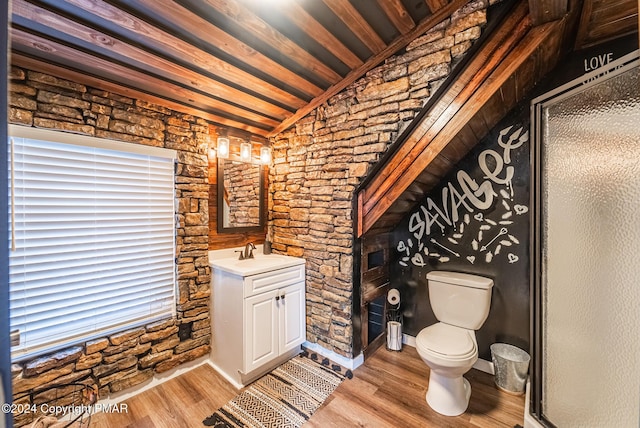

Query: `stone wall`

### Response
(269, 1, 488, 358)
(223, 161, 261, 228)
(8, 67, 211, 427)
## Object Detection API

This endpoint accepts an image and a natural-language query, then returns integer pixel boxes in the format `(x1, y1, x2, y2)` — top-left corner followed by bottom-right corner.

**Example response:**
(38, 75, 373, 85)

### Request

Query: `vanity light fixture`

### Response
(240, 141, 252, 162)
(217, 136, 230, 159)
(260, 146, 271, 164)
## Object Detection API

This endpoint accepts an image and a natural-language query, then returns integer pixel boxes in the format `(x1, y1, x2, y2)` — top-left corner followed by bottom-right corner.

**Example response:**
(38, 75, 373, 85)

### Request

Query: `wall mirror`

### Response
(217, 157, 265, 233)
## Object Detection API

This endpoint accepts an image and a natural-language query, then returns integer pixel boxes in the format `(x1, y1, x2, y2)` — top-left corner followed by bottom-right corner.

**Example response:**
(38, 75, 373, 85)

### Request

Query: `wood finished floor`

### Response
(91, 346, 525, 428)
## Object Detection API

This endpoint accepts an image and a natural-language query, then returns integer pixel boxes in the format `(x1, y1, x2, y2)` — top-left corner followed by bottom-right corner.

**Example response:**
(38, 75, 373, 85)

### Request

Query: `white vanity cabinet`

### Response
(245, 282, 305, 373)
(209, 254, 306, 388)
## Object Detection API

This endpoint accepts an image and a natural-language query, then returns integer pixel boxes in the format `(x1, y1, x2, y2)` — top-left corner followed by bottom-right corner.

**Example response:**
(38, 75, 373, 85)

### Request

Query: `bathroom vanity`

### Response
(209, 251, 306, 388)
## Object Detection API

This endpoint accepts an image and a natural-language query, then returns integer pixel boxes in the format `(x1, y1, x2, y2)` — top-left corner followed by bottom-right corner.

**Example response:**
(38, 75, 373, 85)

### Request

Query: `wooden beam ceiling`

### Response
(10, 0, 636, 140)
(9, 0, 451, 137)
(574, 0, 639, 49)
(528, 0, 568, 25)
(376, 0, 416, 34)
(267, 0, 470, 136)
(321, 0, 387, 54)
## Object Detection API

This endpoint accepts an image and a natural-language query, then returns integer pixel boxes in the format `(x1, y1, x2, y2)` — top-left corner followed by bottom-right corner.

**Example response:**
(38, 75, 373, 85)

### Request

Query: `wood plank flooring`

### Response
(91, 346, 525, 428)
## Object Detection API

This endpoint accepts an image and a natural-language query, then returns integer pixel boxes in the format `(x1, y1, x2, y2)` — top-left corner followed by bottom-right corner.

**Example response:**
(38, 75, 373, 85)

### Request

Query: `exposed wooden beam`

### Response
(528, 0, 568, 25)
(425, 0, 448, 14)
(203, 0, 342, 85)
(573, 0, 593, 52)
(51, 0, 310, 111)
(11, 54, 271, 136)
(122, 0, 323, 100)
(278, 1, 363, 69)
(268, 0, 470, 136)
(357, 191, 364, 238)
(11, 32, 277, 130)
(322, 0, 387, 54)
(361, 19, 566, 235)
(10, 31, 275, 134)
(361, 0, 531, 220)
(13, 0, 293, 121)
(576, 0, 639, 48)
(377, 0, 416, 34)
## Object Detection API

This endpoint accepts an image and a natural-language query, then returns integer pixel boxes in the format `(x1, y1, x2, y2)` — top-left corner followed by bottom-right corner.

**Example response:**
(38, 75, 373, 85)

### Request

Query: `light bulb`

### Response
(260, 146, 271, 164)
(217, 137, 229, 159)
(240, 142, 252, 162)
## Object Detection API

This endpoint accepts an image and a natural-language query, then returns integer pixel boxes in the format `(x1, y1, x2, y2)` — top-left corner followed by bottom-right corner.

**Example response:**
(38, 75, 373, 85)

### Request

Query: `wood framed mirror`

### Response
(216, 157, 265, 234)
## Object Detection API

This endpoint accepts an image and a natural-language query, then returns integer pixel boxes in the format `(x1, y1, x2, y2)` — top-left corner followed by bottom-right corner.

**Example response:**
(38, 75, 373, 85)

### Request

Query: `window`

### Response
(9, 125, 177, 359)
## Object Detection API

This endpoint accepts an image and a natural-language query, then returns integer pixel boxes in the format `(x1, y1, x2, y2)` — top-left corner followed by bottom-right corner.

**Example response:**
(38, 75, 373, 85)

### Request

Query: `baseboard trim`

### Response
(472, 357, 495, 375)
(302, 341, 364, 370)
(207, 360, 243, 390)
(402, 334, 495, 375)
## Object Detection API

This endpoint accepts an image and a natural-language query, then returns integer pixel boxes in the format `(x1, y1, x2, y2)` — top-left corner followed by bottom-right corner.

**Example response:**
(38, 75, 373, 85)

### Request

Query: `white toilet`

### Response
(416, 271, 493, 416)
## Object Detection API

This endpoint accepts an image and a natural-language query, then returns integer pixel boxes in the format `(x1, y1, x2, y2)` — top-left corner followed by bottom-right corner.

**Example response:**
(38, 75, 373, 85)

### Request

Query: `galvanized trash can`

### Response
(490, 343, 530, 395)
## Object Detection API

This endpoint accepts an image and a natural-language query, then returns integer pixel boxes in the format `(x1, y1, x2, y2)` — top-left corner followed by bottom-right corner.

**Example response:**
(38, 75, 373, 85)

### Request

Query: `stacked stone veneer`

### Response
(223, 162, 261, 227)
(269, 1, 488, 358)
(8, 67, 211, 427)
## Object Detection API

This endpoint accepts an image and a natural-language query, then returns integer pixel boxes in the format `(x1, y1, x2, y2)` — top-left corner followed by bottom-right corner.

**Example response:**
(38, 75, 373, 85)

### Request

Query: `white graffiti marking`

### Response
(430, 238, 460, 257)
(480, 227, 508, 252)
(397, 125, 528, 267)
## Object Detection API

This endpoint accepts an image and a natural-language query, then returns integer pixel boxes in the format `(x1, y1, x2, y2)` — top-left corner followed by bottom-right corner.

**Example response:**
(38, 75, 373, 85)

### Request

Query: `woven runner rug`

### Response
(203, 352, 350, 427)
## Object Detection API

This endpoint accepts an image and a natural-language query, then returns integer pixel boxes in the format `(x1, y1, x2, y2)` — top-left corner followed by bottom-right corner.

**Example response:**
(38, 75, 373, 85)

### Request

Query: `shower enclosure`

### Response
(529, 51, 640, 427)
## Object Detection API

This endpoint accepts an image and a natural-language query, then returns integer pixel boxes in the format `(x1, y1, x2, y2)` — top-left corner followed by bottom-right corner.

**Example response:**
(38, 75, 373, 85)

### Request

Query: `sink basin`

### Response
(210, 253, 305, 276)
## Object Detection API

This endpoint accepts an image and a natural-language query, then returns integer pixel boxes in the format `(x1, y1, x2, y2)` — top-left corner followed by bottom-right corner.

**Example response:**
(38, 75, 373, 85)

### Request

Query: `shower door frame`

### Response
(529, 49, 640, 427)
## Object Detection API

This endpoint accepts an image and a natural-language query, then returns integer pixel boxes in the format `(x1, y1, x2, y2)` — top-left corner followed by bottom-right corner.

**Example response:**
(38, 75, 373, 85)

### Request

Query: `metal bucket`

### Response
(490, 343, 530, 395)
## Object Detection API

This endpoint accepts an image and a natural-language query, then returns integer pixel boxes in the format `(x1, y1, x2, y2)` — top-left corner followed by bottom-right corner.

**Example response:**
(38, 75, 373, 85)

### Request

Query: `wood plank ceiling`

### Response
(9, 0, 638, 141)
(574, 0, 639, 49)
(10, 0, 472, 139)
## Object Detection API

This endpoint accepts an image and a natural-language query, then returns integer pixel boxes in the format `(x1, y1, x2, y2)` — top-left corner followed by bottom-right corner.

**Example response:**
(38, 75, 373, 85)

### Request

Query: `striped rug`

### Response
(203, 353, 350, 427)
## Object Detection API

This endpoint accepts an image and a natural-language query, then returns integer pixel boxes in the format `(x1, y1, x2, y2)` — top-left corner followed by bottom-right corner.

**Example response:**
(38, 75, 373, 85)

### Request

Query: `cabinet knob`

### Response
(281, 294, 285, 300)
(275, 295, 280, 301)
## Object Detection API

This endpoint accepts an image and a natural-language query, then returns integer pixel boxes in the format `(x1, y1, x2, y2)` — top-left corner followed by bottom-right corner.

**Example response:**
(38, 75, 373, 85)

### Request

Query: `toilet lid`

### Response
(417, 323, 475, 357)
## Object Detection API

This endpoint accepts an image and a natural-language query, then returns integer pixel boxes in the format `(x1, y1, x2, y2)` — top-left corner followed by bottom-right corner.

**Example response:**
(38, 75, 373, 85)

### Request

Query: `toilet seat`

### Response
(416, 323, 476, 360)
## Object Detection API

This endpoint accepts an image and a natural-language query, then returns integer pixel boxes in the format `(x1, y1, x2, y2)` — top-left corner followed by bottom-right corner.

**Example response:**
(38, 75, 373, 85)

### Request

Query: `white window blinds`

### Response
(9, 125, 177, 359)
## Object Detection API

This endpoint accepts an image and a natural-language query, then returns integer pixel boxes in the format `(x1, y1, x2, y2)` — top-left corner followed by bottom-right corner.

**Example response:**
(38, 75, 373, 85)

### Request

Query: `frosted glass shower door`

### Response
(538, 55, 640, 427)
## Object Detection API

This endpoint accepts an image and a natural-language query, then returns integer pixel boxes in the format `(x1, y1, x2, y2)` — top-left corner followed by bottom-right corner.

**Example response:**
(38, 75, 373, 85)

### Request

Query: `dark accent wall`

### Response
(390, 106, 531, 360)
(545, 35, 639, 89)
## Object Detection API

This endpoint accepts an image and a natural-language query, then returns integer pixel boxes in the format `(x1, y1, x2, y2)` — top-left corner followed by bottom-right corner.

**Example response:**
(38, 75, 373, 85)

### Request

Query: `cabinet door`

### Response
(245, 290, 279, 373)
(278, 283, 305, 354)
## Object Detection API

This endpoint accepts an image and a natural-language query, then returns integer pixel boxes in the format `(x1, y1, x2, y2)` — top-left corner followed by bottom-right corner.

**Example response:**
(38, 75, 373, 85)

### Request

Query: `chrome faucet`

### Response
(235, 242, 256, 260)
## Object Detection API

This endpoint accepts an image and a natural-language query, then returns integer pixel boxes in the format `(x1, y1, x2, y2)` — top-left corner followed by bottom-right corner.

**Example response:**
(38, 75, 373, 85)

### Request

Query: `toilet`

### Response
(416, 271, 493, 416)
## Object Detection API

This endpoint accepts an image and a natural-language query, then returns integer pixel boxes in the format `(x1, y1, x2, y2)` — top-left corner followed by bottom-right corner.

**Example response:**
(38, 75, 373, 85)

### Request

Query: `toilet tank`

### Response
(427, 271, 493, 330)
